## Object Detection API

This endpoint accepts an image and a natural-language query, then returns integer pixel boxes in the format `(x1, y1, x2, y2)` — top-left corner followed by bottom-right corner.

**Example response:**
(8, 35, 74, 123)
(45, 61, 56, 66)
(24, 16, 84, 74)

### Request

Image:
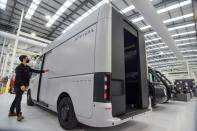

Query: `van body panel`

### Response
(47, 74, 94, 118)
(94, 6, 112, 73)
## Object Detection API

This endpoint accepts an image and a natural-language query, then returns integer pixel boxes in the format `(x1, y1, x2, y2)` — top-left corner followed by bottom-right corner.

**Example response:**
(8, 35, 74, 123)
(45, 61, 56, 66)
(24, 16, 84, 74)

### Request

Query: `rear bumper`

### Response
(77, 102, 149, 127)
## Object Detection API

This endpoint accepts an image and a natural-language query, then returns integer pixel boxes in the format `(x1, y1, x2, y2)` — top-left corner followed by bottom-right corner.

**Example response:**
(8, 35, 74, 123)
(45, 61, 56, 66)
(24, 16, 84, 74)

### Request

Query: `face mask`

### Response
(26, 59, 30, 63)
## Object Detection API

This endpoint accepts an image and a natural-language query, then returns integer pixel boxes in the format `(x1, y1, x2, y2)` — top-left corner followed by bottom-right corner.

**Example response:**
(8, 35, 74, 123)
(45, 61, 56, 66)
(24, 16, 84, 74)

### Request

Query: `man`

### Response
(8, 55, 48, 121)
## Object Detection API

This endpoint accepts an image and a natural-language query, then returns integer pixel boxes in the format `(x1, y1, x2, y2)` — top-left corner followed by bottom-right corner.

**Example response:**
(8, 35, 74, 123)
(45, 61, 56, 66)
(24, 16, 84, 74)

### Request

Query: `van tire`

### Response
(58, 97, 78, 130)
(27, 90, 34, 106)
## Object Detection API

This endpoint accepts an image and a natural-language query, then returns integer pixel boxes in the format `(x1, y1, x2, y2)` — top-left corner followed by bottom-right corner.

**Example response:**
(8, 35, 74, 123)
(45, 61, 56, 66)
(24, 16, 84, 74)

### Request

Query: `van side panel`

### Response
(94, 5, 112, 72)
(47, 24, 97, 78)
(48, 74, 94, 119)
(44, 24, 97, 118)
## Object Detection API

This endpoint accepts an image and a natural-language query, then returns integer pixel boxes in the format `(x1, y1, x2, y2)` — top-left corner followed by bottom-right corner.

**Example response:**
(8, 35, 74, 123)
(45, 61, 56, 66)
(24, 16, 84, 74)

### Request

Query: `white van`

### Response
(27, 4, 149, 130)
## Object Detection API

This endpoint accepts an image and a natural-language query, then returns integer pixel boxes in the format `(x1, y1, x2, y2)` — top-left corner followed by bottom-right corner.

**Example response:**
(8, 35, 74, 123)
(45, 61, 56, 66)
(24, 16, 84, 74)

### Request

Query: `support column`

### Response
(0, 38, 6, 65)
(2, 48, 10, 77)
(0, 55, 6, 78)
(186, 61, 190, 79)
(0, 38, 6, 78)
(8, 9, 24, 76)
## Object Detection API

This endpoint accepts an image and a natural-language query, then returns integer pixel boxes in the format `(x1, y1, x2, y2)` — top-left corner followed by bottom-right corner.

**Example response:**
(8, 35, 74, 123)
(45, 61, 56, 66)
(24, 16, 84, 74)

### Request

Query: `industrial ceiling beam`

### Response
(130, 0, 184, 60)
(192, 0, 197, 37)
(0, 30, 47, 48)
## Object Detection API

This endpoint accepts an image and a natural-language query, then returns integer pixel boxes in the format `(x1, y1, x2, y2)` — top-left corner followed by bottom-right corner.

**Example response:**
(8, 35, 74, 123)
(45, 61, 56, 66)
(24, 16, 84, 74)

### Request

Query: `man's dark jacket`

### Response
(14, 63, 44, 87)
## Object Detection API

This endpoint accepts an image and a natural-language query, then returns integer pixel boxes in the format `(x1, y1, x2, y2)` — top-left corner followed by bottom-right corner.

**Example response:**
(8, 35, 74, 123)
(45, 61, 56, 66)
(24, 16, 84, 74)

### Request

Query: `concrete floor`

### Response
(0, 94, 196, 131)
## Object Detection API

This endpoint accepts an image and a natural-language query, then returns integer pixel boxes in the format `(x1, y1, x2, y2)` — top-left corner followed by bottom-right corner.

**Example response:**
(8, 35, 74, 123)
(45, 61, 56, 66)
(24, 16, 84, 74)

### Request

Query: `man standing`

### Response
(8, 55, 48, 121)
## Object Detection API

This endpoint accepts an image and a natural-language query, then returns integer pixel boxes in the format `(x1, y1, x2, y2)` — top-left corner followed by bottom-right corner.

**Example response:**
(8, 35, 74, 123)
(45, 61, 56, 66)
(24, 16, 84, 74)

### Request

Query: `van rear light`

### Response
(104, 74, 110, 101)
(93, 73, 111, 102)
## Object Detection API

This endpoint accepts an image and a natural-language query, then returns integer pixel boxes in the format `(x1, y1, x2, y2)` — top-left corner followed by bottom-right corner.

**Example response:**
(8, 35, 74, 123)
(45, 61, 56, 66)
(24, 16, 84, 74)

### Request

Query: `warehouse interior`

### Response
(0, 0, 197, 131)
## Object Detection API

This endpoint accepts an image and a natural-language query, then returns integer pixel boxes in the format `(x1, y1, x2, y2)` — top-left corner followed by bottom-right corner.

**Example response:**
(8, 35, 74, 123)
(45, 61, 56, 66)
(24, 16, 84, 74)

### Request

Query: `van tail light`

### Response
(104, 74, 110, 101)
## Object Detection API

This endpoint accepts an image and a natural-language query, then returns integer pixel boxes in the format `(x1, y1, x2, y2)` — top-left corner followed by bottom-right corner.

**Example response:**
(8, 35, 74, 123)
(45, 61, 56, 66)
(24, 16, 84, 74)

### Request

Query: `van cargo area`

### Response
(110, 8, 149, 118)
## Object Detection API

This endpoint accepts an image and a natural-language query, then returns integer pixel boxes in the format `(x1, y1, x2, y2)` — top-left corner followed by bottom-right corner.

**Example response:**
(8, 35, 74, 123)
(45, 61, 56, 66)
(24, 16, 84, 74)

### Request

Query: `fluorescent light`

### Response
(147, 52, 173, 58)
(157, 0, 192, 14)
(172, 31, 196, 37)
(146, 46, 168, 51)
(131, 16, 144, 23)
(175, 37, 196, 42)
(163, 13, 193, 24)
(140, 25, 151, 30)
(46, 0, 76, 27)
(181, 49, 197, 53)
(25, 0, 41, 20)
(184, 55, 197, 58)
(130, 1, 192, 23)
(62, 0, 110, 33)
(145, 37, 162, 43)
(168, 23, 195, 31)
(148, 57, 176, 63)
(121, 5, 135, 13)
(31, 32, 36, 36)
(45, 15, 51, 20)
(0, 0, 7, 10)
(144, 32, 157, 37)
(177, 42, 197, 46)
(141, 23, 195, 32)
(0, 3, 6, 10)
(146, 42, 165, 48)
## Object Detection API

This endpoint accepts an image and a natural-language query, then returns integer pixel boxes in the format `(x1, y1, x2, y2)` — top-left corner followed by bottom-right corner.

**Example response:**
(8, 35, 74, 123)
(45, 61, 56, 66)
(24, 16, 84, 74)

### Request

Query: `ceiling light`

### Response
(144, 32, 157, 37)
(177, 42, 197, 46)
(184, 55, 197, 58)
(145, 37, 162, 43)
(146, 46, 168, 51)
(148, 57, 176, 63)
(172, 31, 196, 37)
(157, 0, 191, 14)
(168, 23, 195, 31)
(163, 13, 193, 24)
(31, 32, 36, 36)
(146, 42, 165, 48)
(46, 0, 76, 27)
(175, 37, 196, 42)
(25, 0, 40, 20)
(140, 25, 151, 30)
(0, 0, 7, 10)
(121, 5, 135, 13)
(181, 49, 197, 53)
(0, 3, 6, 10)
(62, 0, 110, 33)
(45, 15, 51, 20)
(131, 16, 144, 23)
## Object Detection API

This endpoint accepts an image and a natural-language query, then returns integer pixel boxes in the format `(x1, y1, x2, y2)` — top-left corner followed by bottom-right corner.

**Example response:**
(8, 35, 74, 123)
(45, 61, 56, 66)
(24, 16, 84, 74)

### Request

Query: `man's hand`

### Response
(44, 69, 49, 73)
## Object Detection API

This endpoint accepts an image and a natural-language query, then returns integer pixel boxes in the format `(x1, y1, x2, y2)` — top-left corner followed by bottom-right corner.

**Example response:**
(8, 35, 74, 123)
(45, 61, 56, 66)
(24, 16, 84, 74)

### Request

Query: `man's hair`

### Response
(19, 55, 27, 62)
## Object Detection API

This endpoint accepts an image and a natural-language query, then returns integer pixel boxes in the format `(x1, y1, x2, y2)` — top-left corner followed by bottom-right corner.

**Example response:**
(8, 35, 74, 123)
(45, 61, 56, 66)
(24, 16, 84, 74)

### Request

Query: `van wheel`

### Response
(27, 90, 34, 106)
(58, 97, 78, 130)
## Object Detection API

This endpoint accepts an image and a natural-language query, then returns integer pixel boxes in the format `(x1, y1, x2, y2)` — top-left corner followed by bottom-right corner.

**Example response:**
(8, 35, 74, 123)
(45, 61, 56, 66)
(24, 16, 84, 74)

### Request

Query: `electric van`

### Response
(27, 4, 149, 130)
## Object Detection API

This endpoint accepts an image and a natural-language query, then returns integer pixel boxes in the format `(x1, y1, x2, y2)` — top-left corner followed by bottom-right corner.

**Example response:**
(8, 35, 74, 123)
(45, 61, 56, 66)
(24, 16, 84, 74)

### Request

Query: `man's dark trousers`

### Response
(10, 86, 23, 115)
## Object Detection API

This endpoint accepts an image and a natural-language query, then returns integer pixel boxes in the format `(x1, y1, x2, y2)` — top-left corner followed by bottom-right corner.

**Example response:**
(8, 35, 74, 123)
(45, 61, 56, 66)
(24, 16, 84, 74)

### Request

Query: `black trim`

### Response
(37, 54, 46, 102)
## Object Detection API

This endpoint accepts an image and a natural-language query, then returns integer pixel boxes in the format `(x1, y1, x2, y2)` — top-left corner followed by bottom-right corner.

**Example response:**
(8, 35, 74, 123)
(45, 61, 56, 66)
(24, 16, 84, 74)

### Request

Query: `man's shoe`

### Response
(17, 113, 24, 121)
(8, 112, 17, 117)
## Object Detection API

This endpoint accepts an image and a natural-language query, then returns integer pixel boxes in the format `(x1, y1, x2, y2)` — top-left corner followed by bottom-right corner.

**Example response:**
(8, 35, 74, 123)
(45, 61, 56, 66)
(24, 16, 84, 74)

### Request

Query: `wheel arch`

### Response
(57, 92, 71, 110)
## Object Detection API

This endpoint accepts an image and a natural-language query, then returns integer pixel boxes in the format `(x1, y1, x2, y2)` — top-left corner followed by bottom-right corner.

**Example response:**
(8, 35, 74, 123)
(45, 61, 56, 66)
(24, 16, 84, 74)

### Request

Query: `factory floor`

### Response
(0, 93, 196, 131)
